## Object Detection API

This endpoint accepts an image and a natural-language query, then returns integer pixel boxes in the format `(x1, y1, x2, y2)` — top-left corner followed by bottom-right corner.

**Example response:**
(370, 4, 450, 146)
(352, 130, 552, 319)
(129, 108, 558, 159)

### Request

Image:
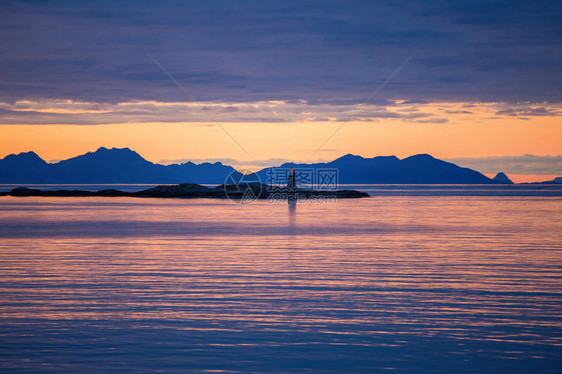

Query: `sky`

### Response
(0, 0, 561, 181)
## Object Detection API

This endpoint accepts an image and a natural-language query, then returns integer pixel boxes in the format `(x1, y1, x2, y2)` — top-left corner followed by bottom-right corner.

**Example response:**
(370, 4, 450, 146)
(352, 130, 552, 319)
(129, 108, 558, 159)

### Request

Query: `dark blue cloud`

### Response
(0, 0, 560, 104)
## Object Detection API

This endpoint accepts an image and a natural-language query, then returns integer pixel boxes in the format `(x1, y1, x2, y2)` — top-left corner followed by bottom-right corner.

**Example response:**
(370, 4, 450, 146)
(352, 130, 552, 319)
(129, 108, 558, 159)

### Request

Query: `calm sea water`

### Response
(0, 193, 561, 373)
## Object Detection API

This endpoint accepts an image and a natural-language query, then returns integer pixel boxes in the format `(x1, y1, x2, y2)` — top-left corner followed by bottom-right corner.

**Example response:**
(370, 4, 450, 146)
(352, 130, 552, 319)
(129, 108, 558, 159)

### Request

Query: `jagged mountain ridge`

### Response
(0, 147, 242, 184)
(253, 153, 502, 184)
(1, 147, 510, 184)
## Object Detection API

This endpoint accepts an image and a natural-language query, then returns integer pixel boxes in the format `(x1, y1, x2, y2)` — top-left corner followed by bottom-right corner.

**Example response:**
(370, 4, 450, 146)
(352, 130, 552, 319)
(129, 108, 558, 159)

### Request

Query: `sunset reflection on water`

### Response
(0, 196, 561, 372)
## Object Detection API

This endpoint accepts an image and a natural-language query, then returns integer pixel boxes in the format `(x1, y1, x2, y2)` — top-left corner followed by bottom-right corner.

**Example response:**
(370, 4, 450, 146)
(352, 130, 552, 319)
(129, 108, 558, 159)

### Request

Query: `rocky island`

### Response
(0, 183, 369, 200)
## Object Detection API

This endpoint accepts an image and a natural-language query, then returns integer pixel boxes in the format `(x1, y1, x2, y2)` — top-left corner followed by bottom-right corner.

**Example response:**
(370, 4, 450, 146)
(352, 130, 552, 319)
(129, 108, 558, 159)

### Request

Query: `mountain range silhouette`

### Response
(0, 147, 514, 184)
(255, 154, 505, 184)
(0, 147, 242, 184)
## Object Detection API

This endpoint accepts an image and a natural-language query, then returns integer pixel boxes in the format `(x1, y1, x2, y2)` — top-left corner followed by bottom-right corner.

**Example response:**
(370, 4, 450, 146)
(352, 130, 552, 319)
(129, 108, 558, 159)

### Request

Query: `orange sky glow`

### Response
(1, 100, 560, 182)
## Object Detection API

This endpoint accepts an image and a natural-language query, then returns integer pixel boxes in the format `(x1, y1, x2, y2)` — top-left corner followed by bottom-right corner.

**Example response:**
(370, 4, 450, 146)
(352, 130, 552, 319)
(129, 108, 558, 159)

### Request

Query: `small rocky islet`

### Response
(0, 183, 369, 199)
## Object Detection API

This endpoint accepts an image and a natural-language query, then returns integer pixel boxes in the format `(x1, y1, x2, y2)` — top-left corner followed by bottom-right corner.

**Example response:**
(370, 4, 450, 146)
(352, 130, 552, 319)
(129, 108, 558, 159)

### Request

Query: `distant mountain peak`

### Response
(54, 146, 152, 171)
(340, 153, 363, 160)
(403, 154, 436, 161)
(20, 151, 39, 157)
(94, 146, 134, 153)
(88, 146, 143, 159)
(2, 151, 47, 164)
(5, 150, 39, 158)
(493, 172, 514, 184)
(329, 154, 362, 163)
